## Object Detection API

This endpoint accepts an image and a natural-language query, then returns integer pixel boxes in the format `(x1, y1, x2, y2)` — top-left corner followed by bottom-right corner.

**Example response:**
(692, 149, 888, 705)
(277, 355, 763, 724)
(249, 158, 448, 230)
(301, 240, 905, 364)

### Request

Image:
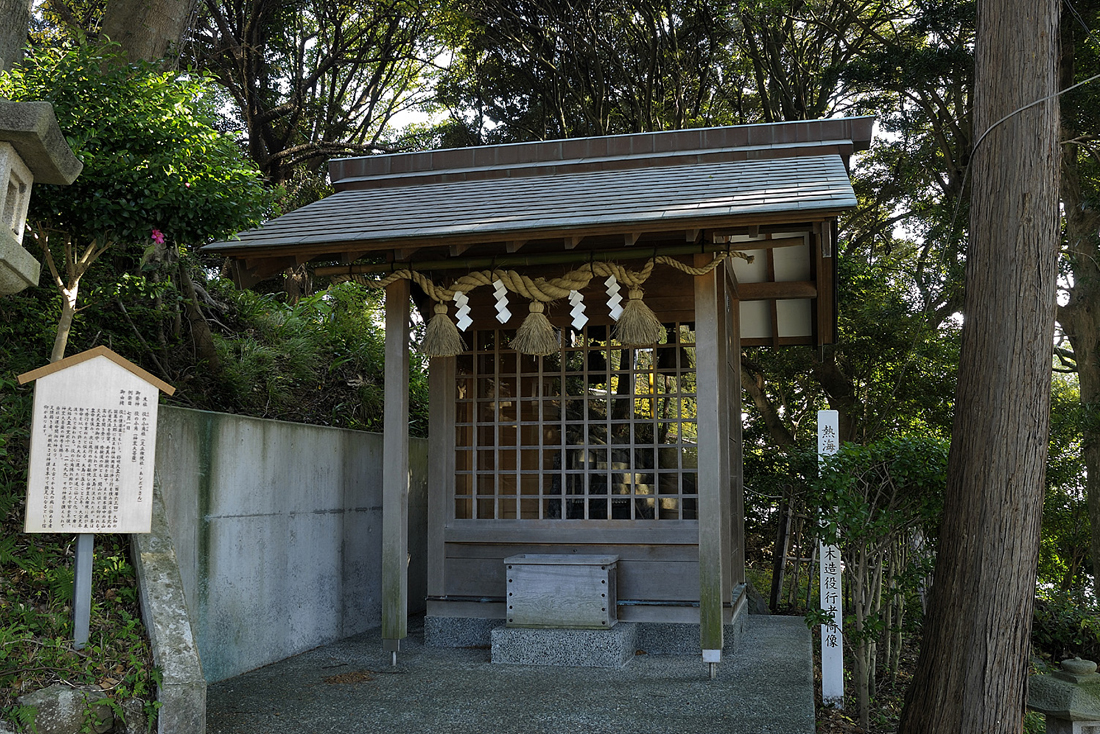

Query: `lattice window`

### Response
(454, 324, 698, 521)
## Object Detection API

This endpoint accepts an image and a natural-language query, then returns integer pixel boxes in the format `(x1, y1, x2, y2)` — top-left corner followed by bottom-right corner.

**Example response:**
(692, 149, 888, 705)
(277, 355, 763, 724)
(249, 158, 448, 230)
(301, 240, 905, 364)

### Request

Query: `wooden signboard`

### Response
(18, 346, 175, 534)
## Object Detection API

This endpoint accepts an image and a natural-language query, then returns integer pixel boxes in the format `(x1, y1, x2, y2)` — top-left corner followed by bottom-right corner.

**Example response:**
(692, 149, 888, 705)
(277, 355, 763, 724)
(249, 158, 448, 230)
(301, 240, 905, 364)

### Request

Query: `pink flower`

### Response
(185, 182, 190, 188)
(151, 229, 165, 245)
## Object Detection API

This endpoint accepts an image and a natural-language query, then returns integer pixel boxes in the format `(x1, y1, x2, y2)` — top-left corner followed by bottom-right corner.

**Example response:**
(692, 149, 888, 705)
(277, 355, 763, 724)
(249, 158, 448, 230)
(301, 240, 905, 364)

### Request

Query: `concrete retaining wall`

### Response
(153, 406, 428, 683)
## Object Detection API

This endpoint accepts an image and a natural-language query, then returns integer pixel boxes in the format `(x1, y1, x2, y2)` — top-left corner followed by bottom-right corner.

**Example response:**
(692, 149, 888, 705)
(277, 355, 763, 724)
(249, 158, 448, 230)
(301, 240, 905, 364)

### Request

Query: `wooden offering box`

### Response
(505, 554, 619, 629)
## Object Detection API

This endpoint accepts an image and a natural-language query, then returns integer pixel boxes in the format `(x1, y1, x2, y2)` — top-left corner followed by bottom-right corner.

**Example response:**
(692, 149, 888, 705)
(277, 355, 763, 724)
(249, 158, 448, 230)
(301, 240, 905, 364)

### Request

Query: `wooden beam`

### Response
(816, 221, 837, 345)
(228, 260, 266, 290)
(747, 225, 760, 238)
(314, 241, 744, 276)
(382, 279, 411, 656)
(244, 256, 295, 279)
(686, 228, 701, 243)
(506, 240, 527, 253)
(726, 255, 741, 300)
(450, 243, 471, 256)
(565, 235, 583, 249)
(624, 232, 641, 246)
(736, 281, 818, 300)
(396, 246, 421, 261)
(768, 250, 780, 348)
(694, 254, 726, 670)
(721, 236, 807, 249)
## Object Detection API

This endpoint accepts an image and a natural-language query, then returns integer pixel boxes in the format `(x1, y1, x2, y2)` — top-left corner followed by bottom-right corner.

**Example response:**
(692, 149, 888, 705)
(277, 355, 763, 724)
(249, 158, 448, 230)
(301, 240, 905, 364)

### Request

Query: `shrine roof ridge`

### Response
(17, 345, 176, 395)
(329, 116, 874, 190)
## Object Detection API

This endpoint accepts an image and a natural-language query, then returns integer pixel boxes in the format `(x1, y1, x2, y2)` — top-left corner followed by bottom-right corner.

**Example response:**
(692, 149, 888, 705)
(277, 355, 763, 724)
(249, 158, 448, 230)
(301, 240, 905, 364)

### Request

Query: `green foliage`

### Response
(1023, 710, 1046, 734)
(1032, 589, 1100, 663)
(189, 0, 439, 186)
(0, 42, 273, 250)
(201, 279, 430, 435)
(433, 0, 747, 143)
(1039, 376, 1092, 590)
(806, 435, 948, 729)
(7, 704, 36, 733)
(811, 436, 948, 548)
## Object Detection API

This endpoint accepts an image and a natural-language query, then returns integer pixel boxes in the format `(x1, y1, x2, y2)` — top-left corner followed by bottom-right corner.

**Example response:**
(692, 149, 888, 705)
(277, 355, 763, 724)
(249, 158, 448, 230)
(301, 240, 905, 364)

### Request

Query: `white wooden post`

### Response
(818, 409, 844, 707)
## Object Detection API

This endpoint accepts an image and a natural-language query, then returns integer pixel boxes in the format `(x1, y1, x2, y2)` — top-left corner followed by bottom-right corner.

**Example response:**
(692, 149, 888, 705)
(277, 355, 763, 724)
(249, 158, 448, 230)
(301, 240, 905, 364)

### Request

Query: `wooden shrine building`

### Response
(206, 116, 873, 669)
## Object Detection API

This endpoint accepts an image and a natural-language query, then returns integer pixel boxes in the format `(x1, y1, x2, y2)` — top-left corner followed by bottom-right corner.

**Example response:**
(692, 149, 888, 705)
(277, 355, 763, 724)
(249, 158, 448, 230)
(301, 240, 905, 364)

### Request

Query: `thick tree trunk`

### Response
(898, 0, 1060, 730)
(100, 0, 197, 64)
(0, 0, 30, 71)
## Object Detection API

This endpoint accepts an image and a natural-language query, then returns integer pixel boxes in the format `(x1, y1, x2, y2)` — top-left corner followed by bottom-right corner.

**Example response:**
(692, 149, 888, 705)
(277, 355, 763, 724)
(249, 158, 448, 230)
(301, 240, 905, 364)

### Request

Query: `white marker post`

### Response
(818, 410, 844, 707)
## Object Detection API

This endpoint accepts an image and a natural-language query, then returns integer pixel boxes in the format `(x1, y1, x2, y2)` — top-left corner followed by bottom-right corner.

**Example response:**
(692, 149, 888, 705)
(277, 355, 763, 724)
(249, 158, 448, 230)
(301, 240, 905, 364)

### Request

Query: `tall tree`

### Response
(99, 0, 197, 64)
(0, 43, 271, 361)
(1054, 0, 1100, 600)
(738, 0, 974, 446)
(899, 0, 1060, 729)
(188, 0, 435, 188)
(435, 0, 749, 143)
(0, 0, 31, 71)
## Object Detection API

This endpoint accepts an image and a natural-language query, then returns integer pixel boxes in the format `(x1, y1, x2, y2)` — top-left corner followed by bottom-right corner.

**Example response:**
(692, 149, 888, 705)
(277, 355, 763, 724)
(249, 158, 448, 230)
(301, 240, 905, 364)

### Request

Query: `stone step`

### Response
(491, 623, 638, 668)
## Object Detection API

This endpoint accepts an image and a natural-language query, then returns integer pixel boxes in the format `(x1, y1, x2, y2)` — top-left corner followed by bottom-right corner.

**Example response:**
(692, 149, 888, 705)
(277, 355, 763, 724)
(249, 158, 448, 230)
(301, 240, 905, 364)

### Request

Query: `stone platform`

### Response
(426, 610, 748, 660)
(491, 624, 638, 667)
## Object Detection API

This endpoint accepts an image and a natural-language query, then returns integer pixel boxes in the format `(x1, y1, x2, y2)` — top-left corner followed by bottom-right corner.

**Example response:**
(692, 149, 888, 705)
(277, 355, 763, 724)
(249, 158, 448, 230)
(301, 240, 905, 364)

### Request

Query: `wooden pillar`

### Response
(382, 279, 410, 656)
(725, 261, 744, 589)
(694, 258, 727, 671)
(426, 356, 455, 601)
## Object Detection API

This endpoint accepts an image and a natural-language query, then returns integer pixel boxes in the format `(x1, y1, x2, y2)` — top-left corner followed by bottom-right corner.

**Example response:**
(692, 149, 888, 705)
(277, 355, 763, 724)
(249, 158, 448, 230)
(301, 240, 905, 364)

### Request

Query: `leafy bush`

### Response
(0, 41, 272, 248)
(807, 434, 949, 730)
(200, 278, 429, 435)
(1032, 589, 1100, 663)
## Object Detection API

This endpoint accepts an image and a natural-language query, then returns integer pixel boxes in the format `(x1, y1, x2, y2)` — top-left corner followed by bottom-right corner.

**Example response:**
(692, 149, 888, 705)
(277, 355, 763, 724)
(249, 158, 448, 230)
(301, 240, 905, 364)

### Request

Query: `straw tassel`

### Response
(614, 289, 664, 346)
(422, 302, 466, 357)
(511, 301, 559, 356)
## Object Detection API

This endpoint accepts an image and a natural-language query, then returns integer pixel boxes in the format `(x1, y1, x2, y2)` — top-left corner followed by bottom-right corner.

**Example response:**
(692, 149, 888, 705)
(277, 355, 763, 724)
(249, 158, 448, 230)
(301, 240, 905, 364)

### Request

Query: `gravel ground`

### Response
(207, 615, 815, 734)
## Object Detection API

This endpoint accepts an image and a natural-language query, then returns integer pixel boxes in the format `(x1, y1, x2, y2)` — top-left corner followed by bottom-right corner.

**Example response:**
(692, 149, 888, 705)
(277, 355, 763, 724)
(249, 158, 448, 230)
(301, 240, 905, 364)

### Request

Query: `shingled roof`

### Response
(204, 117, 873, 284)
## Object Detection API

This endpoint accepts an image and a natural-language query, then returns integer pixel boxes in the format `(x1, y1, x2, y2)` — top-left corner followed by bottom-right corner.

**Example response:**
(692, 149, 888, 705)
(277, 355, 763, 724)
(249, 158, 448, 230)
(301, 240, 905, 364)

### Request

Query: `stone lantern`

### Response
(0, 101, 82, 296)
(1029, 656, 1100, 734)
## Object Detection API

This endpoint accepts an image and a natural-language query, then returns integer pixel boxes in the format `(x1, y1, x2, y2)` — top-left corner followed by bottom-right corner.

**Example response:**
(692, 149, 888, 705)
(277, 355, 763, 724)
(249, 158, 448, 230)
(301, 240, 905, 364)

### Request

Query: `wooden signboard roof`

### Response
(18, 345, 176, 395)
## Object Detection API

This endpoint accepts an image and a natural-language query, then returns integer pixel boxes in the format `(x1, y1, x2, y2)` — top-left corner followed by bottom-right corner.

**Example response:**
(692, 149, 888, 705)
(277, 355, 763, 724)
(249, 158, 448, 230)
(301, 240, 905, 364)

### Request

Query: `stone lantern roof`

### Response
(0, 100, 82, 295)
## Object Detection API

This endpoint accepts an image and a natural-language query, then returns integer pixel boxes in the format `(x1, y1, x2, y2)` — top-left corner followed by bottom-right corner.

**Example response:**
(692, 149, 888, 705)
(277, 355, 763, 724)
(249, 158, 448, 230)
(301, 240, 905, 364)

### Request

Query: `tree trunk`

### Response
(855, 546, 870, 731)
(51, 285, 79, 363)
(898, 0, 1060, 730)
(100, 0, 197, 64)
(770, 494, 792, 611)
(1057, 9, 1100, 602)
(0, 0, 30, 71)
(179, 265, 221, 372)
